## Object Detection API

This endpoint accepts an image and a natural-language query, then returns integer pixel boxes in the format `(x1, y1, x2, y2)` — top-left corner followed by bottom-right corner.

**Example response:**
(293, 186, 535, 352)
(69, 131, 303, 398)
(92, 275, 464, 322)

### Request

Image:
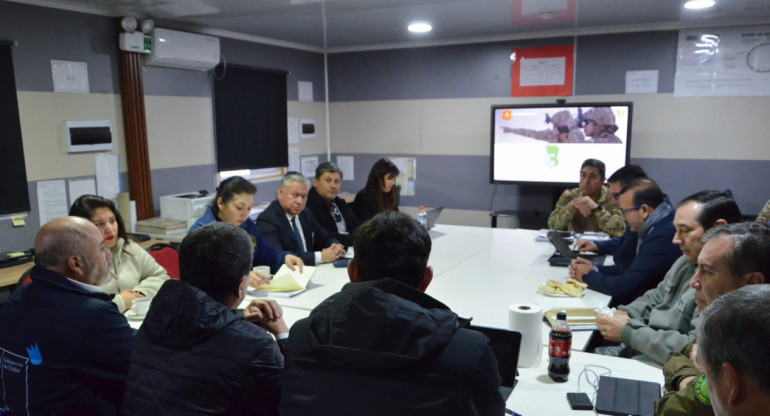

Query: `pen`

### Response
(505, 409, 522, 416)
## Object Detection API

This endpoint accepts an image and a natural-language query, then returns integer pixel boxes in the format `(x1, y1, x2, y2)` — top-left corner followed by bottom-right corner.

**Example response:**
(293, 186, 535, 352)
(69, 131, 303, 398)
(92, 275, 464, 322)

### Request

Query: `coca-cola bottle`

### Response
(548, 311, 571, 382)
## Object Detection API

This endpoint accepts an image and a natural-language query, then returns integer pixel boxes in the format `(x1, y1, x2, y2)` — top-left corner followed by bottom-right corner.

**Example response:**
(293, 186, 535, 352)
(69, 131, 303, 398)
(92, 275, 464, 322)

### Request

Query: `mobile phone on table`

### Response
(566, 392, 593, 410)
(333, 258, 350, 268)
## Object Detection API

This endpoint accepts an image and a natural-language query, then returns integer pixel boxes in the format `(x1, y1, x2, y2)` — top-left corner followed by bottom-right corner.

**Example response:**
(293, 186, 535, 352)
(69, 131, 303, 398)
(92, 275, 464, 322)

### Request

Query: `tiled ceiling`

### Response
(9, 0, 770, 51)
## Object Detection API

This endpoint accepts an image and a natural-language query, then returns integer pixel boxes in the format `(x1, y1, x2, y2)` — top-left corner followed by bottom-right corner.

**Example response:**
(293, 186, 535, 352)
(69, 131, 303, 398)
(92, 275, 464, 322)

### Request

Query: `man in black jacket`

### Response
(280, 212, 506, 416)
(257, 171, 346, 265)
(121, 222, 290, 416)
(306, 162, 359, 247)
(0, 216, 135, 416)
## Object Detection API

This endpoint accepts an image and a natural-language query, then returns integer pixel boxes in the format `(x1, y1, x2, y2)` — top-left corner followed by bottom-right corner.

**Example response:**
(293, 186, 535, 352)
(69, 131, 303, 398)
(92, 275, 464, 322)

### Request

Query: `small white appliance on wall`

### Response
(144, 28, 220, 71)
(65, 120, 113, 153)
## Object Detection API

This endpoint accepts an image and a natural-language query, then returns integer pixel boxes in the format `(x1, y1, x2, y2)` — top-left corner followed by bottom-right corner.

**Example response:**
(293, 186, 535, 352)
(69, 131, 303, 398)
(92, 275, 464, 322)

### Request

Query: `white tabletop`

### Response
(508, 347, 663, 415)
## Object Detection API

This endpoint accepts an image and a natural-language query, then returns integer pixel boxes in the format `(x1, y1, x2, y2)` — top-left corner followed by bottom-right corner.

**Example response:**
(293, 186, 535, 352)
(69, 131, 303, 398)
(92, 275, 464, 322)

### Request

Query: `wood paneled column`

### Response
(116, 36, 154, 220)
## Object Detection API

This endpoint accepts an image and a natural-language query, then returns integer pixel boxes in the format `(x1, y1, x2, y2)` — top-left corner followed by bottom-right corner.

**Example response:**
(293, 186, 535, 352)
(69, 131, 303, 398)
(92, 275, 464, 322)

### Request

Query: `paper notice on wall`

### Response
(625, 70, 659, 94)
(95, 154, 120, 199)
(68, 178, 96, 205)
(300, 155, 318, 177)
(520, 57, 566, 86)
(389, 157, 416, 196)
(37, 179, 68, 225)
(674, 25, 770, 97)
(287, 117, 299, 144)
(298, 81, 313, 102)
(336, 155, 354, 181)
(288, 147, 300, 173)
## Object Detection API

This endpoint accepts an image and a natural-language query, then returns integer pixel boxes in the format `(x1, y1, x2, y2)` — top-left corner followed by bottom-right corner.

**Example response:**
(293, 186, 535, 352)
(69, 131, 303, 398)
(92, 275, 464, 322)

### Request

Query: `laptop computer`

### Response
(547, 231, 605, 267)
(424, 206, 444, 230)
(467, 325, 521, 401)
(595, 375, 661, 416)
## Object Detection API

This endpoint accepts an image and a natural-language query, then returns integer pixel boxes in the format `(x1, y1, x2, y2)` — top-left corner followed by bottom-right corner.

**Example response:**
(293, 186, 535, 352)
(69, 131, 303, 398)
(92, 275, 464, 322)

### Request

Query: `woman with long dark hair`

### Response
(69, 195, 169, 312)
(189, 176, 303, 286)
(352, 158, 400, 222)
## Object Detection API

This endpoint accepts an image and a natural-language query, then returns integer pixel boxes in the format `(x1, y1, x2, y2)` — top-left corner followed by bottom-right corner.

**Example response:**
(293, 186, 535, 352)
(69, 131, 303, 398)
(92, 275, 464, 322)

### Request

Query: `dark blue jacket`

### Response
(256, 200, 339, 266)
(190, 207, 288, 273)
(0, 266, 136, 415)
(583, 205, 681, 306)
(595, 228, 639, 275)
(121, 279, 286, 416)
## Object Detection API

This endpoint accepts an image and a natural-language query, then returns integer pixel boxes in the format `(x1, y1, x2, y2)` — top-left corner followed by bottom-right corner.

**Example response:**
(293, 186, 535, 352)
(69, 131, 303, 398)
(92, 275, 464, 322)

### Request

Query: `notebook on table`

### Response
(595, 375, 661, 416)
(547, 231, 605, 267)
(467, 325, 521, 401)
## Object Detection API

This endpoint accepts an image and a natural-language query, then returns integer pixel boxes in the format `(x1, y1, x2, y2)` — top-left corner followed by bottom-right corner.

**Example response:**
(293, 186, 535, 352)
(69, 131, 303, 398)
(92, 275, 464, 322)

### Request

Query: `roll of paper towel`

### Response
(508, 303, 543, 368)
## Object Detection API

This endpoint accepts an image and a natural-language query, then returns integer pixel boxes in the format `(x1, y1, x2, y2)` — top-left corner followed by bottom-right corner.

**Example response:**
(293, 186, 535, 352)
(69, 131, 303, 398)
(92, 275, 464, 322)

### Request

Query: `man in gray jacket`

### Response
(595, 190, 742, 364)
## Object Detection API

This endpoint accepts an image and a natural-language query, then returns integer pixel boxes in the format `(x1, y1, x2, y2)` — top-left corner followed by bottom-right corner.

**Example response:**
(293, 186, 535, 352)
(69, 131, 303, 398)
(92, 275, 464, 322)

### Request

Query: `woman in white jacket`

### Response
(70, 195, 169, 312)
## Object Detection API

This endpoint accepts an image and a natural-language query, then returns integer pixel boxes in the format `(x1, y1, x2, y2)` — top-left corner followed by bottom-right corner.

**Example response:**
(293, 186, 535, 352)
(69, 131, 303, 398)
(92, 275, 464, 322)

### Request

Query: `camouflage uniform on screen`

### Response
(505, 110, 585, 143)
(584, 107, 622, 144)
(655, 341, 713, 416)
(547, 186, 625, 237)
(757, 199, 770, 224)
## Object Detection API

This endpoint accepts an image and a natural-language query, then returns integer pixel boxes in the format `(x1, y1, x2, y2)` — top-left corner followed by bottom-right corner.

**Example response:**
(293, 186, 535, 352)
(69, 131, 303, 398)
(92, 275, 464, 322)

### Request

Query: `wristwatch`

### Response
(592, 205, 603, 213)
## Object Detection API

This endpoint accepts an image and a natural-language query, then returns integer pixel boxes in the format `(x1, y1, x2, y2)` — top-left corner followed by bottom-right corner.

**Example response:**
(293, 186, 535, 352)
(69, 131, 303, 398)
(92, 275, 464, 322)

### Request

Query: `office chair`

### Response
(146, 243, 180, 280)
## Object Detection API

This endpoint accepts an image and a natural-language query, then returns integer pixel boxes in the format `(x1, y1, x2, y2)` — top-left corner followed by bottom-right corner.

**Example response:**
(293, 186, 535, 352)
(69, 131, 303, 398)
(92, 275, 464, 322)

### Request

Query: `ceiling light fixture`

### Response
(683, 0, 715, 10)
(408, 22, 432, 33)
(540, 11, 555, 20)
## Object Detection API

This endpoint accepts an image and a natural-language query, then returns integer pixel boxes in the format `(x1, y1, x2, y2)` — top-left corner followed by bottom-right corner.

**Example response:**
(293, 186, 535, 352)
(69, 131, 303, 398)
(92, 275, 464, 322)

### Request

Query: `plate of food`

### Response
(537, 279, 587, 298)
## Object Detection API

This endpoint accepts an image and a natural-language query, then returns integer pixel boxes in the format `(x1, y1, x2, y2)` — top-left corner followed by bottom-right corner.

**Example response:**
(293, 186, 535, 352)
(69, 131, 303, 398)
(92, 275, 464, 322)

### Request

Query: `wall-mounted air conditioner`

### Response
(144, 28, 220, 71)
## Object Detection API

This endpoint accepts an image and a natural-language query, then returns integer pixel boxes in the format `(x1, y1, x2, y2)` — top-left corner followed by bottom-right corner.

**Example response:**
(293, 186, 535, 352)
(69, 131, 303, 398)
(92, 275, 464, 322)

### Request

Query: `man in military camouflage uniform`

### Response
(582, 107, 622, 144)
(548, 158, 625, 237)
(503, 110, 585, 143)
(656, 222, 770, 416)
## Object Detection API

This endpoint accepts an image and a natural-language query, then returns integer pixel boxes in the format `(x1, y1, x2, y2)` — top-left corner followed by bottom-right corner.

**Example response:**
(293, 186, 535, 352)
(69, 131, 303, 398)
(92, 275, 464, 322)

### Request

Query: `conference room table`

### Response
(245, 225, 611, 349)
(125, 224, 664, 415)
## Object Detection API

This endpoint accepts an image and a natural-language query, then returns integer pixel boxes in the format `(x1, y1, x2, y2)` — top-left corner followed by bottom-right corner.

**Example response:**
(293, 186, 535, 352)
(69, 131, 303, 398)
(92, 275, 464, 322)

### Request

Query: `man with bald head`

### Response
(0, 216, 136, 415)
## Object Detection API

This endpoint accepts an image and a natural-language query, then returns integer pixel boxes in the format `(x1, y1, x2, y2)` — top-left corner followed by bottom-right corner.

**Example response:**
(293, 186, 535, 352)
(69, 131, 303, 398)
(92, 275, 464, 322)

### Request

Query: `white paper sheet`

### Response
(287, 117, 299, 144)
(37, 180, 68, 225)
(520, 57, 566, 86)
(288, 147, 300, 173)
(300, 156, 319, 177)
(675, 25, 770, 97)
(68, 178, 96, 205)
(95, 154, 120, 199)
(336, 155, 354, 181)
(625, 70, 659, 94)
(298, 81, 313, 102)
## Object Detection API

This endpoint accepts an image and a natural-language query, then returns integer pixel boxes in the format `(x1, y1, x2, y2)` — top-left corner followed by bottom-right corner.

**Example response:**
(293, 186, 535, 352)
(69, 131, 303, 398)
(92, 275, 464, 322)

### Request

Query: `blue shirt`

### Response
(190, 207, 287, 273)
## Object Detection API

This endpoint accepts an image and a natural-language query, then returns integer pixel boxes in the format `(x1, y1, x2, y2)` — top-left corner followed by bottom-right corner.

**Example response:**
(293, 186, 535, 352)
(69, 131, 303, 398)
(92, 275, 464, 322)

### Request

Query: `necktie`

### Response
(291, 217, 306, 252)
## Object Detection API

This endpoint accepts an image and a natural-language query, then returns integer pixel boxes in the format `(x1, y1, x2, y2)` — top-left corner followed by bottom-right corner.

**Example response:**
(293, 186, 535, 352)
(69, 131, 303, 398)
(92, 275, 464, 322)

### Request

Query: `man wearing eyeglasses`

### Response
(306, 162, 360, 248)
(569, 178, 680, 306)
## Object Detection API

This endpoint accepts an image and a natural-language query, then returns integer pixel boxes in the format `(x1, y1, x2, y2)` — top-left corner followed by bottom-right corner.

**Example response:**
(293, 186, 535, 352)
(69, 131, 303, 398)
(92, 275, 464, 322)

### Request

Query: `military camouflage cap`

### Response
(548, 110, 577, 127)
(584, 107, 616, 126)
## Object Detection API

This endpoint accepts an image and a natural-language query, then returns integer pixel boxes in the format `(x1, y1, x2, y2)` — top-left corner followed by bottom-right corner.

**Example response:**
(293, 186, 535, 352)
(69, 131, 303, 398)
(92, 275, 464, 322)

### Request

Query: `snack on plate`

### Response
(538, 279, 586, 298)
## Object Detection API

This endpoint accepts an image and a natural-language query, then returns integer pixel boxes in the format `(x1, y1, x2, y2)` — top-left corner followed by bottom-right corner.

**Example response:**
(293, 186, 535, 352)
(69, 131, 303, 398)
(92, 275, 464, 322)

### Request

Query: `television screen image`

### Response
(490, 103, 632, 185)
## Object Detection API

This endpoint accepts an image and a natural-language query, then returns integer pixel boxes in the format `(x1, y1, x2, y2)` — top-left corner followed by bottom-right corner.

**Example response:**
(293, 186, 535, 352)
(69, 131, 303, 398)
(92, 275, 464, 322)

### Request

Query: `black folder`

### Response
(595, 375, 661, 416)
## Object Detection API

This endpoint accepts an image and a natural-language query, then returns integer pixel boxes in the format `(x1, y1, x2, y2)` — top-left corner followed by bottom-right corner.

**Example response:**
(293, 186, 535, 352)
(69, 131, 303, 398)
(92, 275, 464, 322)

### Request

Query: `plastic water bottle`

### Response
(417, 205, 428, 229)
(548, 311, 571, 382)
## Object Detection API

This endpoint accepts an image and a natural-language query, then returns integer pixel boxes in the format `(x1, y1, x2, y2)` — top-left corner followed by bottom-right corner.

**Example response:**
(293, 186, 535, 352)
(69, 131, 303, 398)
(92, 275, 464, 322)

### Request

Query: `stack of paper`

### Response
(256, 265, 316, 297)
(135, 217, 187, 235)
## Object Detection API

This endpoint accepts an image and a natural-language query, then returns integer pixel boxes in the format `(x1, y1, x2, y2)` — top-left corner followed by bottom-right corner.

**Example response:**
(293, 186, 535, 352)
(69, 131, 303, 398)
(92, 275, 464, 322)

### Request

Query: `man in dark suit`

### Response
(257, 172, 346, 266)
(306, 162, 359, 247)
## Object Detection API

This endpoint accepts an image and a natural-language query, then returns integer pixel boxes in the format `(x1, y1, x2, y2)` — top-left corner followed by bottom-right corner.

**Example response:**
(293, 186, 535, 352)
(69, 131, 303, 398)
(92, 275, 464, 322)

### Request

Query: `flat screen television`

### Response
(490, 102, 632, 185)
